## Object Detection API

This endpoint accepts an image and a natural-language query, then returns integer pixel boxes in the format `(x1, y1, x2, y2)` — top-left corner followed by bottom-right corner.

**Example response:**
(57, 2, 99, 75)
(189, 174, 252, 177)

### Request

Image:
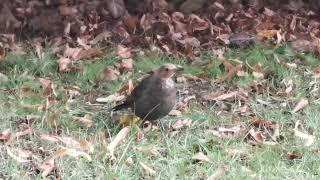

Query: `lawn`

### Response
(0, 45, 320, 179)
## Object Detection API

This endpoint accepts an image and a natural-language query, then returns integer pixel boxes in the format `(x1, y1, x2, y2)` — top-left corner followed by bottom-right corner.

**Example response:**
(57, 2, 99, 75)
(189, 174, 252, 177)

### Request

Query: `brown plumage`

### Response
(112, 63, 183, 121)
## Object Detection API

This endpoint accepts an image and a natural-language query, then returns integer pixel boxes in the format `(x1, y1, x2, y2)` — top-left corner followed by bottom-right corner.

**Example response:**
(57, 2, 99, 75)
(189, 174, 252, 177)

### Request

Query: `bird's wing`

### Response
(112, 75, 153, 111)
(126, 76, 153, 103)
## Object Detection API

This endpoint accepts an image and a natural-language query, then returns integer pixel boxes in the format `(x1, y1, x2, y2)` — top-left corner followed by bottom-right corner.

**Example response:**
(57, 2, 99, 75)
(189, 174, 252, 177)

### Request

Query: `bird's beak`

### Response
(175, 65, 184, 72)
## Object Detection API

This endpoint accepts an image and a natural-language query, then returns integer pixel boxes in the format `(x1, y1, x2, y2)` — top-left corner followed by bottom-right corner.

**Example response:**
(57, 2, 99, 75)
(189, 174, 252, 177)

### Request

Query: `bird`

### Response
(112, 63, 183, 122)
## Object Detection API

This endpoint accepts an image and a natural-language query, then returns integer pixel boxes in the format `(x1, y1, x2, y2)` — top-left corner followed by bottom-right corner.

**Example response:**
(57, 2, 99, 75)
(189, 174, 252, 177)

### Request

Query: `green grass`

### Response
(1, 45, 320, 179)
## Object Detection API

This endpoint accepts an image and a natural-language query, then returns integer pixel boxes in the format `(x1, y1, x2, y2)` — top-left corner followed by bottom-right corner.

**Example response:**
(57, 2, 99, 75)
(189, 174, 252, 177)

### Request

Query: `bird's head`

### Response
(156, 63, 183, 79)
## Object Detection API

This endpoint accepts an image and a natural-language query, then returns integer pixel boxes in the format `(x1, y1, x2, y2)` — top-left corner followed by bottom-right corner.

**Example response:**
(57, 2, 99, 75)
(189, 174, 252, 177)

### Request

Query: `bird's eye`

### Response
(165, 68, 169, 71)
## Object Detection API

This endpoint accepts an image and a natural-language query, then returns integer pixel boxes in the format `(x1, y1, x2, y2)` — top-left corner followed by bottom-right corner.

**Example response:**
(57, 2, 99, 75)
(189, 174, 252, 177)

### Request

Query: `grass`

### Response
(1, 45, 320, 179)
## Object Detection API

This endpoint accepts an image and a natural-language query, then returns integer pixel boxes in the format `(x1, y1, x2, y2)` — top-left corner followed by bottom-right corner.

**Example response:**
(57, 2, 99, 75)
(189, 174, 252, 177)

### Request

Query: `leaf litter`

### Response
(1, 0, 320, 179)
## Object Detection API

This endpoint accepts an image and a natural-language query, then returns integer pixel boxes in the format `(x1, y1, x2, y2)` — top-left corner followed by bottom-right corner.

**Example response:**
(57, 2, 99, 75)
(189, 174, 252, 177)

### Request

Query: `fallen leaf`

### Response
(218, 60, 242, 82)
(293, 120, 315, 147)
(100, 66, 120, 84)
(57, 57, 73, 72)
(48, 147, 92, 161)
(248, 128, 264, 144)
(172, 119, 192, 130)
(207, 166, 228, 180)
(285, 151, 302, 160)
(40, 135, 94, 153)
(126, 157, 134, 165)
(40, 159, 55, 177)
(168, 109, 182, 116)
(90, 31, 112, 45)
(117, 45, 132, 59)
(64, 45, 82, 59)
(192, 152, 212, 163)
(120, 58, 134, 71)
(0, 129, 12, 142)
(96, 93, 125, 103)
(38, 78, 56, 96)
(73, 114, 93, 127)
(107, 126, 130, 160)
(6, 147, 32, 163)
(74, 48, 103, 61)
(292, 98, 309, 113)
(35, 43, 44, 60)
(139, 162, 156, 175)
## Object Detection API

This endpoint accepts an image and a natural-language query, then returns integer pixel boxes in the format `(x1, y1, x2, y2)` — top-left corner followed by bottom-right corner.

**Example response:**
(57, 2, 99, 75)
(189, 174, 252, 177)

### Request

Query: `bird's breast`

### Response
(161, 79, 175, 89)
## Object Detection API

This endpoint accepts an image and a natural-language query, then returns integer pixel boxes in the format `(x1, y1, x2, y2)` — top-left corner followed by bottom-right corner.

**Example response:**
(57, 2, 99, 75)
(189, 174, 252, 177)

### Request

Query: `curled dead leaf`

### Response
(207, 166, 229, 180)
(74, 48, 103, 61)
(73, 114, 93, 127)
(100, 66, 120, 84)
(192, 152, 212, 163)
(292, 98, 309, 113)
(57, 57, 73, 72)
(139, 162, 156, 175)
(117, 45, 132, 59)
(0, 129, 12, 142)
(172, 119, 192, 130)
(96, 93, 125, 103)
(40, 159, 55, 178)
(120, 58, 134, 71)
(6, 147, 32, 163)
(293, 120, 315, 147)
(107, 126, 130, 160)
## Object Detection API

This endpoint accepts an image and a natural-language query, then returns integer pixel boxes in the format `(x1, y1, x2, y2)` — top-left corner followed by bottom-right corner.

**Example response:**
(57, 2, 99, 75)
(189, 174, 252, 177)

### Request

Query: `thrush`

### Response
(112, 63, 183, 121)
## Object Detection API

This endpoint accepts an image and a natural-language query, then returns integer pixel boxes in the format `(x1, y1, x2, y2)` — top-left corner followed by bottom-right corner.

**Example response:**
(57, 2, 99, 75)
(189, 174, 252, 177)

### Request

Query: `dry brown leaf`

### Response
(285, 151, 302, 160)
(64, 45, 82, 59)
(35, 43, 44, 60)
(74, 48, 103, 61)
(6, 147, 32, 163)
(120, 58, 134, 71)
(192, 152, 212, 163)
(40, 159, 55, 178)
(293, 120, 315, 147)
(40, 135, 94, 153)
(208, 125, 246, 139)
(96, 93, 125, 103)
(48, 147, 92, 161)
(107, 126, 130, 160)
(90, 31, 112, 45)
(100, 66, 120, 84)
(77, 37, 91, 50)
(126, 157, 134, 165)
(139, 162, 156, 175)
(168, 109, 182, 116)
(218, 60, 242, 82)
(207, 166, 228, 180)
(257, 30, 280, 41)
(57, 57, 73, 72)
(203, 90, 248, 102)
(117, 45, 132, 59)
(248, 128, 264, 144)
(38, 78, 56, 96)
(0, 129, 12, 142)
(73, 114, 93, 127)
(292, 98, 309, 113)
(172, 119, 192, 130)
(0, 45, 6, 63)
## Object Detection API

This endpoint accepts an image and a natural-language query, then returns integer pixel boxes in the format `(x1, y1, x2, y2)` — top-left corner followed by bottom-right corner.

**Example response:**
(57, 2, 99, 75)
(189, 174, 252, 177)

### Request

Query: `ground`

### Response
(0, 45, 320, 179)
